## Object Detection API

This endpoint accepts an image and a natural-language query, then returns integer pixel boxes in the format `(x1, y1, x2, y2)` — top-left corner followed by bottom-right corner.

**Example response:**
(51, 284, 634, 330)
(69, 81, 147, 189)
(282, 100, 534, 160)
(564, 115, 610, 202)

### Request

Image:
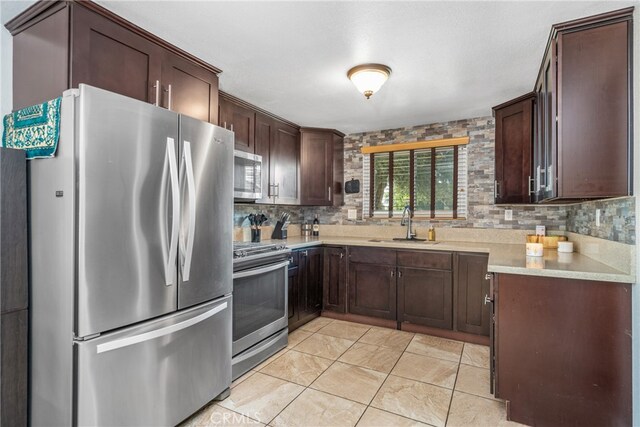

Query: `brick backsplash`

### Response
(234, 116, 634, 244)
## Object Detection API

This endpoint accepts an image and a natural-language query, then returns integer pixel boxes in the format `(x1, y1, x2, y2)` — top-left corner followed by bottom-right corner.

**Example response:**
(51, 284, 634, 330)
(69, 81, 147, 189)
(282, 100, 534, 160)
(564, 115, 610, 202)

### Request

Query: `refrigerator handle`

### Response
(182, 141, 197, 282)
(166, 138, 180, 286)
(95, 301, 228, 354)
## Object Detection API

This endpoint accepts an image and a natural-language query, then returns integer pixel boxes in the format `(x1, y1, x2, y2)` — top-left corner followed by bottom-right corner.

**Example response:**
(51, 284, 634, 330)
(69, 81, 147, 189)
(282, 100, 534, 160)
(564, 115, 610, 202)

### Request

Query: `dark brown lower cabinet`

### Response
(494, 273, 631, 426)
(348, 262, 396, 320)
(322, 247, 347, 313)
(398, 267, 452, 329)
(455, 253, 490, 335)
(300, 248, 323, 318)
(288, 266, 299, 327)
(288, 247, 323, 331)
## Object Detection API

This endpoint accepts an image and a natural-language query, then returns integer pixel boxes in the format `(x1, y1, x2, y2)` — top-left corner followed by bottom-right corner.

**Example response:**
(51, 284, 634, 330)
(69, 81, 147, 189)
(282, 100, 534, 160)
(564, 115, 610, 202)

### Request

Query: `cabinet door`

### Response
(557, 21, 629, 198)
(288, 267, 300, 330)
(540, 44, 557, 200)
(323, 247, 346, 313)
(348, 263, 396, 320)
(332, 133, 344, 207)
(398, 267, 452, 329)
(300, 248, 323, 319)
(219, 97, 255, 153)
(72, 5, 162, 104)
(161, 52, 219, 124)
(300, 130, 333, 206)
(255, 113, 274, 204)
(271, 122, 300, 204)
(494, 96, 534, 204)
(456, 253, 490, 336)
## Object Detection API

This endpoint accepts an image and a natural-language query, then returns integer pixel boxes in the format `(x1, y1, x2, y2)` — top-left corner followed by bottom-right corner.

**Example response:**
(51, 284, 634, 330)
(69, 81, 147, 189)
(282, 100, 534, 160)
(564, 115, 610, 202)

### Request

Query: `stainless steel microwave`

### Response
(234, 150, 262, 201)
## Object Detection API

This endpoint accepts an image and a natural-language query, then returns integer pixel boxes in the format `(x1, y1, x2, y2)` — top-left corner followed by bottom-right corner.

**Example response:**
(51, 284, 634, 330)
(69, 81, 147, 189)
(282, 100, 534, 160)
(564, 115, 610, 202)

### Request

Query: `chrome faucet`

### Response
(400, 205, 416, 240)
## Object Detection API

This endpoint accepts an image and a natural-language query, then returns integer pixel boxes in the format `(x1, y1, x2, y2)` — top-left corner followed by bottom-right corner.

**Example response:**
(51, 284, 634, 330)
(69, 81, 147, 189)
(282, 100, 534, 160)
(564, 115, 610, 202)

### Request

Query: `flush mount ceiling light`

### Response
(347, 63, 392, 99)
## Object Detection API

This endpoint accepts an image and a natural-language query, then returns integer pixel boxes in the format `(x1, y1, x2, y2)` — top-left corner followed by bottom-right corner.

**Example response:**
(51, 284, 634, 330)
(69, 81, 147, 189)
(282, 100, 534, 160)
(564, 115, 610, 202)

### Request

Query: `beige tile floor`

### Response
(182, 317, 526, 427)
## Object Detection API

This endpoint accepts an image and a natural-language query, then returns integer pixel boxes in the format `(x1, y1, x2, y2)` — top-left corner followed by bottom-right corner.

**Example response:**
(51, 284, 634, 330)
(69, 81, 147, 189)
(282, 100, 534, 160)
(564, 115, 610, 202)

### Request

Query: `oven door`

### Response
(232, 260, 289, 356)
(234, 150, 262, 200)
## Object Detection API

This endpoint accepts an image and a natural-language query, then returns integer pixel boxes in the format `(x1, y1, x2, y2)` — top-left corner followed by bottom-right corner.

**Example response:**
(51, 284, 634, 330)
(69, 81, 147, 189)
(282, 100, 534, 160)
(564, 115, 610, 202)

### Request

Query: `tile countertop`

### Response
(276, 236, 634, 284)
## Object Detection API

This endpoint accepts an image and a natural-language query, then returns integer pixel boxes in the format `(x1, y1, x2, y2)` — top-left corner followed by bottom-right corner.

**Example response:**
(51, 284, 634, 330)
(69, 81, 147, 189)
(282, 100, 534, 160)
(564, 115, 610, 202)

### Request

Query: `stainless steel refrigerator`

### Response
(28, 85, 234, 426)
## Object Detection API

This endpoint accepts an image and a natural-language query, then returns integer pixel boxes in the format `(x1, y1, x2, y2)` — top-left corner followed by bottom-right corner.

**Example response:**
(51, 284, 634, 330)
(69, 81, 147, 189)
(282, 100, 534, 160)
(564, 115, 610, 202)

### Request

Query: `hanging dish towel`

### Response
(2, 97, 62, 159)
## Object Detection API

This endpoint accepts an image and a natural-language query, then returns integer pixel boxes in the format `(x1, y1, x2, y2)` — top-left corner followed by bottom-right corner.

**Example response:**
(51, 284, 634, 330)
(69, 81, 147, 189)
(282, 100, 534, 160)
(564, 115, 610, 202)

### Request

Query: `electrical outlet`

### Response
(596, 209, 601, 227)
(347, 209, 357, 220)
(504, 209, 513, 221)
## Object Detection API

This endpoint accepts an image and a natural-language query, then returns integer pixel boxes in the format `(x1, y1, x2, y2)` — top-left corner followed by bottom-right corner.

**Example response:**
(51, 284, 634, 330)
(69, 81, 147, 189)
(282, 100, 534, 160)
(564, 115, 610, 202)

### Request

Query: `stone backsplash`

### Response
(567, 196, 635, 245)
(234, 116, 635, 244)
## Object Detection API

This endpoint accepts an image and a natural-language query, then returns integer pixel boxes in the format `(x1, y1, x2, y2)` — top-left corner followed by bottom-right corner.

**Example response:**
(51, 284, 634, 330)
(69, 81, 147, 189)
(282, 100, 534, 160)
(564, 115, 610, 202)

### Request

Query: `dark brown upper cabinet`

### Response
(300, 128, 345, 206)
(492, 93, 535, 204)
(219, 94, 255, 153)
(534, 8, 633, 201)
(8, 1, 220, 123)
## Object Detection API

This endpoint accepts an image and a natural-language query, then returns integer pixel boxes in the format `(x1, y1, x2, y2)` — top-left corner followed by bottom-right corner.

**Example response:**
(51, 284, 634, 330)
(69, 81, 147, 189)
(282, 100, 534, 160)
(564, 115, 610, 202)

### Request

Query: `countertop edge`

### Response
(276, 237, 633, 284)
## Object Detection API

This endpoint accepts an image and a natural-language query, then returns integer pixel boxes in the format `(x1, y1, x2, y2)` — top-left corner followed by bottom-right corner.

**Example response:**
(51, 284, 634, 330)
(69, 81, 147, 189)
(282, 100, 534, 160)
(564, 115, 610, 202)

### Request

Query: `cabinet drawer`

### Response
(288, 251, 299, 269)
(348, 247, 396, 265)
(397, 250, 452, 270)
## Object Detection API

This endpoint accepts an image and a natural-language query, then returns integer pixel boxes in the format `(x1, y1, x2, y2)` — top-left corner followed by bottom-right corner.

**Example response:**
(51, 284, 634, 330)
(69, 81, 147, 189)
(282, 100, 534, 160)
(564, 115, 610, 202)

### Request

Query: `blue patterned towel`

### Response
(2, 97, 62, 159)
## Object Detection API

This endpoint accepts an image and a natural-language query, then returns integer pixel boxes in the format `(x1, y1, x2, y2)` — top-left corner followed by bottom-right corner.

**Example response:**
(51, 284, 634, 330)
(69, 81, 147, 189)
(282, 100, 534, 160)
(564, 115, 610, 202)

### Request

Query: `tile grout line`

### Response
(265, 317, 370, 425)
(443, 342, 465, 427)
(355, 333, 416, 427)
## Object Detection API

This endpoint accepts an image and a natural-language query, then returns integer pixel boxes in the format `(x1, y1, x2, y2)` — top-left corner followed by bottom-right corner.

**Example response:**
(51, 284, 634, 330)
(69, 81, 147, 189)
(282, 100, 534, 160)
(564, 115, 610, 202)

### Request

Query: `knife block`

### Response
(271, 221, 287, 240)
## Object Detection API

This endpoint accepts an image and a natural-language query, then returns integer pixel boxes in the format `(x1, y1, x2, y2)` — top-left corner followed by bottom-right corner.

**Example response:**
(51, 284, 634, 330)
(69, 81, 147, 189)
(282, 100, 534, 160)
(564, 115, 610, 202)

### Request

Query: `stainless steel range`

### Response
(231, 241, 291, 379)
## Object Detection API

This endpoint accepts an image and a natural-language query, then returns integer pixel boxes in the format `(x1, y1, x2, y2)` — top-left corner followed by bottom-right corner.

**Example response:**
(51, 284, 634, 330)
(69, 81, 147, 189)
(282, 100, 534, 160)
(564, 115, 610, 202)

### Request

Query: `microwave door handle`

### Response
(233, 260, 290, 279)
(182, 141, 196, 282)
(165, 138, 180, 286)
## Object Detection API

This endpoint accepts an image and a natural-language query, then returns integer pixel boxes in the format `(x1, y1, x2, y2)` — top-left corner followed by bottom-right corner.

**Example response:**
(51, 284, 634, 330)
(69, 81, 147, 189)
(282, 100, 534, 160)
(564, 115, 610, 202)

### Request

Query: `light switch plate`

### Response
(348, 209, 357, 220)
(504, 209, 513, 221)
(596, 209, 601, 227)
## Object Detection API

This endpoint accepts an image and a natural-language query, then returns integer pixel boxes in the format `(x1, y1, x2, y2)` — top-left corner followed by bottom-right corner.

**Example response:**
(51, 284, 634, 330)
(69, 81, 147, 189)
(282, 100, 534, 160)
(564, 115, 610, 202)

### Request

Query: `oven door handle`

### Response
(233, 260, 290, 279)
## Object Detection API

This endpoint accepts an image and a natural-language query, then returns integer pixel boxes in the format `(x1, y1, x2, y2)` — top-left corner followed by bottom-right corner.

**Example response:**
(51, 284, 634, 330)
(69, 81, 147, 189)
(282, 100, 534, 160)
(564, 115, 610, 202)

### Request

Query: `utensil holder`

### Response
(251, 228, 261, 243)
(271, 221, 287, 240)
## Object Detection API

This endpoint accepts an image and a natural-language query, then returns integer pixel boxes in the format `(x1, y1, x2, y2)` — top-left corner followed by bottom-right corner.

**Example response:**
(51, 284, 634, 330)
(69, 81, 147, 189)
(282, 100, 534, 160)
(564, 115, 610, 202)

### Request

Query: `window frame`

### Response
(366, 144, 464, 220)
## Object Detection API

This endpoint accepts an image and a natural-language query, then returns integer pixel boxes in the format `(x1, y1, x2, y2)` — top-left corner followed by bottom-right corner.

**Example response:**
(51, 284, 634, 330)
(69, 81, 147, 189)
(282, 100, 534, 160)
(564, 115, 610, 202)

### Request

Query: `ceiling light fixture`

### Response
(347, 63, 392, 99)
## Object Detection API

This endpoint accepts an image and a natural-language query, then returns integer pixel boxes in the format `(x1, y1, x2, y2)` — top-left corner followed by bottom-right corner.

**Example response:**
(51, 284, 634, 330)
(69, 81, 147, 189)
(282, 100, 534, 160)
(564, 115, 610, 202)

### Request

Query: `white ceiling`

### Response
(3, 1, 636, 134)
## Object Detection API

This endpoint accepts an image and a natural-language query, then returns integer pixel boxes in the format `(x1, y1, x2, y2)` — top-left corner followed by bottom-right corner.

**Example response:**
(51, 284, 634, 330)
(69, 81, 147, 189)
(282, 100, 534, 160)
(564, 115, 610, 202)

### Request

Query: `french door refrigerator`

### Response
(28, 85, 234, 426)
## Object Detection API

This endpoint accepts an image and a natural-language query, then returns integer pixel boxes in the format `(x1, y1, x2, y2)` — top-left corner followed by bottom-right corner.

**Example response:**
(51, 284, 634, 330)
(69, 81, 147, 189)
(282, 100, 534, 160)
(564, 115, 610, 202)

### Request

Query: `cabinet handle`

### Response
(165, 84, 172, 110)
(494, 180, 500, 200)
(274, 183, 280, 198)
(230, 124, 234, 132)
(484, 294, 492, 305)
(288, 256, 294, 264)
(528, 176, 535, 195)
(153, 80, 160, 106)
(485, 273, 492, 281)
(224, 121, 227, 129)
(328, 186, 332, 202)
(390, 270, 395, 277)
(398, 270, 402, 278)
(339, 252, 344, 259)
(300, 250, 308, 257)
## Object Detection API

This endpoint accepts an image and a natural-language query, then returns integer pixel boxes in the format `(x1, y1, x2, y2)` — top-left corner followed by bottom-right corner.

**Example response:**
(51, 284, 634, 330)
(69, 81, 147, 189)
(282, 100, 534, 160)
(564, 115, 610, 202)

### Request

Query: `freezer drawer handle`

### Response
(181, 141, 197, 282)
(233, 260, 290, 279)
(166, 138, 180, 286)
(96, 301, 228, 354)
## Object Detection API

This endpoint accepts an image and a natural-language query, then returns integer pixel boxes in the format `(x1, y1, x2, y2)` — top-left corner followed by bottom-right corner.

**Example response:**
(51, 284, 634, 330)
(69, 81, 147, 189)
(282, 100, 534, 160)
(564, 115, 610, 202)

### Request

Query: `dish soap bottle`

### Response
(428, 225, 436, 241)
(312, 214, 320, 237)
